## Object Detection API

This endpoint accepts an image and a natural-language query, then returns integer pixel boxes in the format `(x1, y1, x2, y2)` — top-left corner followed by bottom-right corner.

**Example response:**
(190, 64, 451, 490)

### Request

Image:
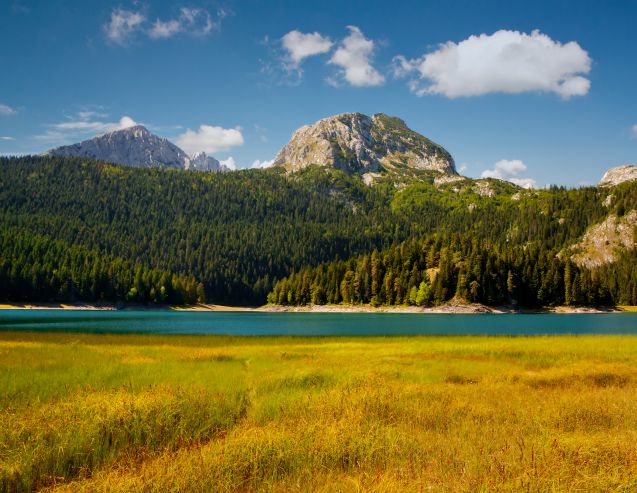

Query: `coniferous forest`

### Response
(1, 155, 636, 307)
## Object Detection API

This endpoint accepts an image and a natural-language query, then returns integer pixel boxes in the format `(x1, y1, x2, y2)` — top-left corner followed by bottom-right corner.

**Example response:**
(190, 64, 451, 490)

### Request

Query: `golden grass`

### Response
(1, 332, 636, 492)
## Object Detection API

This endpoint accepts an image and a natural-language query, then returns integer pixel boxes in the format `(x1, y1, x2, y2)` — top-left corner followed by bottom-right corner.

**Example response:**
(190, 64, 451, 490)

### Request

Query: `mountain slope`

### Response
(48, 125, 189, 169)
(3, 155, 636, 306)
(273, 113, 456, 175)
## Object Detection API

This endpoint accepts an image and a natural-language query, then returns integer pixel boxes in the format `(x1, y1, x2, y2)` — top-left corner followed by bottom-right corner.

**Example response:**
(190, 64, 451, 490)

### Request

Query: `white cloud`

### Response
(104, 8, 146, 45)
(457, 163, 468, 173)
(149, 7, 218, 39)
(175, 125, 244, 155)
(509, 177, 538, 189)
(282, 30, 333, 71)
(220, 157, 237, 170)
(395, 30, 591, 99)
(0, 136, 15, 141)
(481, 159, 536, 188)
(251, 159, 274, 169)
(105, 7, 224, 44)
(631, 124, 637, 139)
(0, 103, 17, 115)
(77, 110, 108, 119)
(328, 26, 384, 87)
(35, 114, 138, 143)
(149, 19, 182, 39)
(51, 115, 136, 132)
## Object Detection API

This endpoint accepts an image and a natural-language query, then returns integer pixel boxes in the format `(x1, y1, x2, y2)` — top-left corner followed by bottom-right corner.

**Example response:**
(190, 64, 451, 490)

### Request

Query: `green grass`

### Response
(1, 332, 637, 492)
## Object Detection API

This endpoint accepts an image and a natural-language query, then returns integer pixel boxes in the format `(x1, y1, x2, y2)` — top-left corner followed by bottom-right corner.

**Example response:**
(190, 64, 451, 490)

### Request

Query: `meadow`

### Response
(1, 331, 636, 492)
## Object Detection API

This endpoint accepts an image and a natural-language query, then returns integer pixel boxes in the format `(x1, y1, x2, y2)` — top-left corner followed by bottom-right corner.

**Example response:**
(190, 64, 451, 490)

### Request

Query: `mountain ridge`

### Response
(47, 125, 229, 172)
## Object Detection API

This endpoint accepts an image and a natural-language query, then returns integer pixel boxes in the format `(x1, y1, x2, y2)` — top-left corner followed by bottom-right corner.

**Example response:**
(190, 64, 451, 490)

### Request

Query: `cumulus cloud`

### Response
(219, 157, 237, 170)
(175, 125, 244, 155)
(105, 6, 224, 44)
(104, 8, 146, 44)
(281, 30, 333, 71)
(0, 103, 17, 115)
(481, 159, 537, 188)
(251, 159, 274, 169)
(328, 26, 384, 87)
(395, 30, 591, 99)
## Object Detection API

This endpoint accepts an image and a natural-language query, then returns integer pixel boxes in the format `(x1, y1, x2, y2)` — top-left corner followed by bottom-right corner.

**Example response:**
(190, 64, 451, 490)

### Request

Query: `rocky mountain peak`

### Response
(48, 125, 188, 169)
(598, 165, 637, 187)
(47, 125, 228, 172)
(273, 112, 456, 175)
(186, 151, 227, 172)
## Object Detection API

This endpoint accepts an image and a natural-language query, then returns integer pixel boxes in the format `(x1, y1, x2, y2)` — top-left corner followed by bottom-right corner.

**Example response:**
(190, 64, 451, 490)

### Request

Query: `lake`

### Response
(1, 310, 637, 336)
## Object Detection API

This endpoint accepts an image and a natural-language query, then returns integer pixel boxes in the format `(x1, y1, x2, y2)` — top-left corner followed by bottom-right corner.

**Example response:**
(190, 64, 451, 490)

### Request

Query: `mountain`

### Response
(47, 125, 230, 172)
(273, 113, 456, 175)
(187, 152, 228, 172)
(598, 165, 637, 187)
(48, 125, 189, 169)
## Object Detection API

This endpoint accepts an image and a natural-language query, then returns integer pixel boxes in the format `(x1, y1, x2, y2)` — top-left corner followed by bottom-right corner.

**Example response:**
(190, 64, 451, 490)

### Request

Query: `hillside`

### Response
(1, 155, 636, 307)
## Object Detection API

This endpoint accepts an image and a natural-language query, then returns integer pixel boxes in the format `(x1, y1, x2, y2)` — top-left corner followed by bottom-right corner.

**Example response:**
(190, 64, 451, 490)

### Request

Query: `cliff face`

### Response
(273, 113, 456, 175)
(570, 210, 637, 268)
(598, 165, 637, 187)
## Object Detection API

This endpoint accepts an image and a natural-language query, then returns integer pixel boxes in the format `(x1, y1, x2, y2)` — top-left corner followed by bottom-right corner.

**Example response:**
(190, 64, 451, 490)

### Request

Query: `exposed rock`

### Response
(602, 194, 614, 207)
(186, 152, 229, 172)
(570, 210, 637, 268)
(362, 172, 383, 186)
(473, 180, 496, 197)
(434, 174, 466, 186)
(511, 192, 522, 201)
(48, 126, 189, 169)
(273, 112, 455, 175)
(598, 165, 637, 187)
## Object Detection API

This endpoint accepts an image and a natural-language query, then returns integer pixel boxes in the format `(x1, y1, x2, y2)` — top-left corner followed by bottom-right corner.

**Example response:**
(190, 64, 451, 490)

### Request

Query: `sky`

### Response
(0, 0, 636, 186)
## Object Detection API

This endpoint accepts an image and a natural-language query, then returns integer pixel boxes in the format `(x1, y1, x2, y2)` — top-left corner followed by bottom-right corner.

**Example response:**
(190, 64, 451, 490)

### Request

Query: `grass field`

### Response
(1, 331, 637, 492)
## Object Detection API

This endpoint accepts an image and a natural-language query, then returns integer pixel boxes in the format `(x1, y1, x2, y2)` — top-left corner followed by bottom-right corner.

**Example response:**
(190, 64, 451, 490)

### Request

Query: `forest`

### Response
(1, 155, 635, 307)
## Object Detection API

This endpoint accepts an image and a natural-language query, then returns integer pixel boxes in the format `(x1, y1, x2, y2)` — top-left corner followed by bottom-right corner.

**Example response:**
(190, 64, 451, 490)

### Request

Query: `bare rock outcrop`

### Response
(598, 165, 637, 187)
(273, 113, 456, 175)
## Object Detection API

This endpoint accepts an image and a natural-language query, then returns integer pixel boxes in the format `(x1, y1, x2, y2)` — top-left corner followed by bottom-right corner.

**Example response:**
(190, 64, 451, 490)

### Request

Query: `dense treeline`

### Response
(0, 228, 201, 304)
(269, 234, 637, 307)
(0, 157, 408, 304)
(1, 156, 635, 305)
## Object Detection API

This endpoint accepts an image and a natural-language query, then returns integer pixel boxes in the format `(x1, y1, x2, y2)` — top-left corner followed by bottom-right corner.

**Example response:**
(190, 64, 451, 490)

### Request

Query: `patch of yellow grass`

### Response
(0, 332, 636, 491)
(618, 305, 637, 312)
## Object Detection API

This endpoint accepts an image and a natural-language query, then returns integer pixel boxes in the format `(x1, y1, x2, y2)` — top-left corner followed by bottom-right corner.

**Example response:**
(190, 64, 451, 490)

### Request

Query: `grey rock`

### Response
(273, 112, 456, 174)
(186, 152, 229, 172)
(598, 165, 637, 187)
(48, 125, 189, 169)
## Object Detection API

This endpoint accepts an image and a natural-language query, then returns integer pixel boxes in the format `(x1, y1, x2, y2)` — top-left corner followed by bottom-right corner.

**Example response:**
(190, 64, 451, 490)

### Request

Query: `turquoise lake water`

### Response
(1, 310, 636, 336)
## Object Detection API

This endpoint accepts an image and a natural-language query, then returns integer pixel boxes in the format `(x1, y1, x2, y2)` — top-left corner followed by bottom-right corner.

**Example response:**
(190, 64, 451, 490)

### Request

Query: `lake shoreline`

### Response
(0, 301, 628, 313)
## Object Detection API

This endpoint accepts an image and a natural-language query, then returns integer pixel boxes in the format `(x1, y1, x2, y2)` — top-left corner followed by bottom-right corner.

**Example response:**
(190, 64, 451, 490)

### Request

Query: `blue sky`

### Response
(0, 0, 635, 186)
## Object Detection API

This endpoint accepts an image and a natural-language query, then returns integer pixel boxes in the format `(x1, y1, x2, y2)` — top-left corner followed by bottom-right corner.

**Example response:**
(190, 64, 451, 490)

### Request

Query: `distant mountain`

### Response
(187, 152, 230, 172)
(48, 126, 189, 169)
(273, 112, 456, 175)
(47, 125, 230, 172)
